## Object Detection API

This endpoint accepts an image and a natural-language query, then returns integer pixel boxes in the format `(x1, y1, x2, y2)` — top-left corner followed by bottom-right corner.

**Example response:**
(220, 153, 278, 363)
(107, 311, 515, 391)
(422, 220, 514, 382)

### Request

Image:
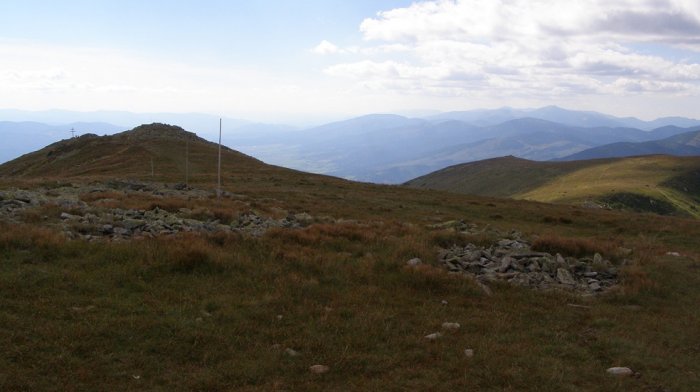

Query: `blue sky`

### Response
(2, 0, 700, 124)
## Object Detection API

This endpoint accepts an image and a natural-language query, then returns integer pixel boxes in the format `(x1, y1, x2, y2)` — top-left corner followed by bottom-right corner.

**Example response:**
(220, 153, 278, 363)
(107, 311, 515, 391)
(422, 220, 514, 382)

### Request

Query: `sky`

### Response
(2, 0, 700, 124)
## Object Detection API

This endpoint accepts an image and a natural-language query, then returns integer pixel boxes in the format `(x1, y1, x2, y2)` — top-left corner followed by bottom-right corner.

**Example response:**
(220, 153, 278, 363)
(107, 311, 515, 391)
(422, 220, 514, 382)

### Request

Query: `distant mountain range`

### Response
(0, 121, 126, 164)
(242, 113, 699, 183)
(3, 106, 700, 183)
(558, 129, 700, 161)
(428, 106, 700, 130)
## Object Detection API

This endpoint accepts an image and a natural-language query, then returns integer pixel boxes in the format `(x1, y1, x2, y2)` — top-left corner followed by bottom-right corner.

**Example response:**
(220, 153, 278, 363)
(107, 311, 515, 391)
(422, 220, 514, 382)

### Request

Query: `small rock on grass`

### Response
(406, 258, 422, 266)
(284, 348, 300, 357)
(464, 348, 474, 358)
(606, 367, 634, 376)
(425, 332, 443, 340)
(309, 364, 329, 374)
(441, 322, 461, 331)
(475, 280, 493, 296)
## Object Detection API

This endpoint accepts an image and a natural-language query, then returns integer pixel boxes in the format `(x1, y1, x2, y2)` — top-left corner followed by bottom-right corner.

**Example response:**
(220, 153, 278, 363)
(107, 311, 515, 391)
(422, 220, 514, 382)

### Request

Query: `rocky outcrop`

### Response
(438, 235, 619, 294)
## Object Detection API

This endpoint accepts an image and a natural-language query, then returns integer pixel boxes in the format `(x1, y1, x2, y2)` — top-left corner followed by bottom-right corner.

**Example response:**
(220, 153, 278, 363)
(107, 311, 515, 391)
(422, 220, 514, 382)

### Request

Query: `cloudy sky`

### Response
(2, 0, 700, 124)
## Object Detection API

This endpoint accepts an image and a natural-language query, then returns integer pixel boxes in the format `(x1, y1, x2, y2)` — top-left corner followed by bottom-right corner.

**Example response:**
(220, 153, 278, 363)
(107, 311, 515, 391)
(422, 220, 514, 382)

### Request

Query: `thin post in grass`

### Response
(185, 139, 189, 187)
(217, 118, 222, 199)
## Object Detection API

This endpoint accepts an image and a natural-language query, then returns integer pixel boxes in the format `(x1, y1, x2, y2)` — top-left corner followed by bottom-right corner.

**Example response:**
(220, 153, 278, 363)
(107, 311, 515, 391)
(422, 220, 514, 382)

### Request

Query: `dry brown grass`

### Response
(0, 223, 64, 251)
(531, 234, 623, 260)
(79, 190, 124, 203)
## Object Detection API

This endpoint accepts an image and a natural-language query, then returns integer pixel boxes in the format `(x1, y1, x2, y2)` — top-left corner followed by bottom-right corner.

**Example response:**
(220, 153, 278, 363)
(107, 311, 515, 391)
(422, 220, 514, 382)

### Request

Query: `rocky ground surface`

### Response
(0, 180, 315, 240)
(1, 180, 621, 293)
(438, 236, 619, 295)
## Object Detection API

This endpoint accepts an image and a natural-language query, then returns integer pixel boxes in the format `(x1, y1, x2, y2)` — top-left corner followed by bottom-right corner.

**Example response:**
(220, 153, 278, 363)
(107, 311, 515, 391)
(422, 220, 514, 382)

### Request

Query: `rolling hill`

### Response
(0, 123, 273, 181)
(559, 129, 700, 161)
(405, 155, 700, 217)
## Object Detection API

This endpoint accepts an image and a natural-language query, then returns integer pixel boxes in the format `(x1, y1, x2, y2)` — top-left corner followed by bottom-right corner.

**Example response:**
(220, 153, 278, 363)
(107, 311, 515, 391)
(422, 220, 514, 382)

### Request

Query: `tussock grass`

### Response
(531, 234, 623, 260)
(0, 216, 699, 391)
(2, 157, 700, 390)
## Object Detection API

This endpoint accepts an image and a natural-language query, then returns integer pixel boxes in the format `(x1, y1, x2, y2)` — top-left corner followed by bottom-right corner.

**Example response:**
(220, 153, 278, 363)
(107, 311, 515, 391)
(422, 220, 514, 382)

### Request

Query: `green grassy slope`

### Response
(406, 155, 700, 217)
(405, 156, 610, 198)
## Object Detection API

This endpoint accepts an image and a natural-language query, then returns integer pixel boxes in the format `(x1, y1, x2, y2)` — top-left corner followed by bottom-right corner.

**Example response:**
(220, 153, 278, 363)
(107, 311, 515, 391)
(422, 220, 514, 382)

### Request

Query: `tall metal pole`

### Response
(217, 118, 222, 199)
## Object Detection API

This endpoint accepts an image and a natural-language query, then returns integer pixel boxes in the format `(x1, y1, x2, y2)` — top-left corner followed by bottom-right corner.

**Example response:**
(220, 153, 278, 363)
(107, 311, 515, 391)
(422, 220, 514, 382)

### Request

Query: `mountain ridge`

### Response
(405, 154, 700, 217)
(559, 129, 700, 161)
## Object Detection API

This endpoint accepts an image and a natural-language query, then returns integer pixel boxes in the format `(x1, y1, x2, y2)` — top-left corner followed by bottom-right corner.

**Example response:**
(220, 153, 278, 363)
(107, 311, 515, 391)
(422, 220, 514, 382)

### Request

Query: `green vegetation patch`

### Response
(600, 192, 680, 216)
(663, 170, 700, 203)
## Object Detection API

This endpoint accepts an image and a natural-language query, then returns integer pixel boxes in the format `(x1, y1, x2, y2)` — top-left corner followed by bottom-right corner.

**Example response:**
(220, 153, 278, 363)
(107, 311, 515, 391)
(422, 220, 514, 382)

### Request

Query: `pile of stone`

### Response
(439, 236, 619, 294)
(0, 182, 316, 240)
(58, 208, 314, 240)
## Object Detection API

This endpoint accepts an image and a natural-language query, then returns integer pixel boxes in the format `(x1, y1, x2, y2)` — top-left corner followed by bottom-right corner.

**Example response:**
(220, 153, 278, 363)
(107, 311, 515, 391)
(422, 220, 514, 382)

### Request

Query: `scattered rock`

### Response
(606, 367, 634, 376)
(441, 322, 461, 331)
(284, 348, 300, 357)
(60, 212, 81, 220)
(0, 182, 322, 241)
(666, 251, 681, 257)
(406, 258, 422, 266)
(464, 348, 474, 358)
(556, 268, 576, 285)
(438, 230, 619, 294)
(424, 332, 443, 340)
(309, 365, 329, 374)
(475, 280, 493, 296)
(70, 305, 96, 313)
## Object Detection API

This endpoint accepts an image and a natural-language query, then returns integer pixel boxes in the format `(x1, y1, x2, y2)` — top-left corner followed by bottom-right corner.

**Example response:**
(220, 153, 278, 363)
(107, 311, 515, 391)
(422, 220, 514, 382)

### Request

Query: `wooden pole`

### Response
(217, 118, 222, 199)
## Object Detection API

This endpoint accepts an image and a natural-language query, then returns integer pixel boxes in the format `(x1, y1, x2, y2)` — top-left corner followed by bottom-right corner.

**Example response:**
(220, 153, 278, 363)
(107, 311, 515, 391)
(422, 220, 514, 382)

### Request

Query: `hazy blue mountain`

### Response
(0, 109, 248, 132)
(559, 128, 700, 161)
(0, 121, 125, 163)
(427, 105, 700, 130)
(354, 119, 697, 183)
(230, 114, 700, 184)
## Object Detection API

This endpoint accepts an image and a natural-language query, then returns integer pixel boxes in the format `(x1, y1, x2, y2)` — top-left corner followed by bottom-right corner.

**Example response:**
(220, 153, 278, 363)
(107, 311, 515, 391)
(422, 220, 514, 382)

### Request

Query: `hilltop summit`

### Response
(0, 123, 263, 181)
(116, 123, 200, 142)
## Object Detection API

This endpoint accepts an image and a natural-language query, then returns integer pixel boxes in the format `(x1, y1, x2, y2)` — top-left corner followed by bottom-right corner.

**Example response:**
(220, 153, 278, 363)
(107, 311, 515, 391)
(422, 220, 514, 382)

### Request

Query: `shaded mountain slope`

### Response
(559, 129, 700, 161)
(406, 155, 700, 217)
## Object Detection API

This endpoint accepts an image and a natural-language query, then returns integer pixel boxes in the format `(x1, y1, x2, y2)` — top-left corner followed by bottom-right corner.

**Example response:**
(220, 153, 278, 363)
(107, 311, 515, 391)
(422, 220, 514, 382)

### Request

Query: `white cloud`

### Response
(320, 0, 700, 101)
(0, 40, 361, 123)
(312, 40, 341, 55)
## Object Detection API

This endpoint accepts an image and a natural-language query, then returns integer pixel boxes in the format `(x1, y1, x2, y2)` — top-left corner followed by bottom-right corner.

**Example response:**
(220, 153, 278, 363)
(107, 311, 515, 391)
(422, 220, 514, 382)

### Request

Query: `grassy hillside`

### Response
(406, 155, 700, 218)
(0, 123, 271, 182)
(1, 125, 700, 391)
